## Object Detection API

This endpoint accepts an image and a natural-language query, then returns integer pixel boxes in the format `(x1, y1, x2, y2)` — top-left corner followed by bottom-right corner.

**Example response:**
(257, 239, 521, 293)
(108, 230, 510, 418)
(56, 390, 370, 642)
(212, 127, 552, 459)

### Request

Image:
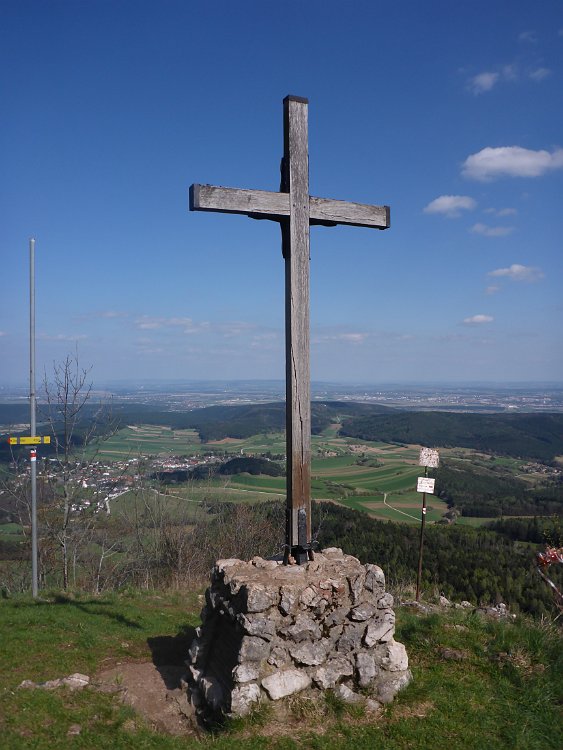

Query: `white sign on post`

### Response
(419, 447, 439, 468)
(417, 477, 435, 494)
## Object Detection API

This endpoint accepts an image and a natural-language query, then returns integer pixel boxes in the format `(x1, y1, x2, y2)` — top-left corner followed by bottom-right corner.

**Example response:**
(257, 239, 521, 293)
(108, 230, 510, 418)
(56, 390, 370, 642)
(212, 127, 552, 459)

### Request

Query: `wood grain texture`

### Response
(309, 196, 390, 229)
(283, 96, 312, 547)
(190, 184, 390, 229)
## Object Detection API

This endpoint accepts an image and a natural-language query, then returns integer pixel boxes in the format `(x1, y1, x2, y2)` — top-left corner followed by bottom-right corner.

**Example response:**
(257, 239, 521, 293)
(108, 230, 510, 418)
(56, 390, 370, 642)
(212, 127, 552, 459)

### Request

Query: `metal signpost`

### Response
(189, 96, 390, 564)
(6, 239, 50, 597)
(416, 447, 439, 601)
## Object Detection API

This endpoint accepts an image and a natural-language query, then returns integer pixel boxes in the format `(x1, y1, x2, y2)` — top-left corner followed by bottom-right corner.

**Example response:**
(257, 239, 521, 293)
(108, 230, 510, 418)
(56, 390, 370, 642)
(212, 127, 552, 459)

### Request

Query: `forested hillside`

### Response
(0, 401, 379, 459)
(340, 410, 563, 462)
(3, 400, 563, 461)
(434, 462, 563, 517)
(313, 503, 562, 617)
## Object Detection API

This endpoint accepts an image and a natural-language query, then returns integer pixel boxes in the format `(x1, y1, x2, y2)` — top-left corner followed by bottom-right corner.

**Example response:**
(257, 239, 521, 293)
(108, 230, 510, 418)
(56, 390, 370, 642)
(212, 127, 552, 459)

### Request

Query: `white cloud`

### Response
(218, 321, 256, 338)
(468, 71, 499, 94)
(529, 67, 551, 81)
(462, 146, 563, 180)
(423, 195, 476, 218)
(463, 314, 494, 325)
(484, 207, 517, 217)
(502, 64, 518, 81)
(38, 333, 88, 342)
(485, 285, 500, 295)
(135, 315, 199, 331)
(470, 223, 514, 237)
(98, 310, 128, 319)
(0, 331, 6, 337)
(488, 264, 544, 282)
(519, 30, 538, 43)
(314, 331, 368, 345)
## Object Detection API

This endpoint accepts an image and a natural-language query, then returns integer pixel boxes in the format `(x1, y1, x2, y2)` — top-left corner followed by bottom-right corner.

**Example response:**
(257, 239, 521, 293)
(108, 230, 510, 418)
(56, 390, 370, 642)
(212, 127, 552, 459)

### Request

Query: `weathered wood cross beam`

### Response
(189, 95, 390, 564)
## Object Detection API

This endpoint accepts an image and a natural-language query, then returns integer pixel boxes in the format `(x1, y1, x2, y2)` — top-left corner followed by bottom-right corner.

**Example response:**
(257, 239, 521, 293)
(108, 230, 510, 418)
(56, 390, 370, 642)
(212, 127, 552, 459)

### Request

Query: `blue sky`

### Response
(1, 0, 562, 386)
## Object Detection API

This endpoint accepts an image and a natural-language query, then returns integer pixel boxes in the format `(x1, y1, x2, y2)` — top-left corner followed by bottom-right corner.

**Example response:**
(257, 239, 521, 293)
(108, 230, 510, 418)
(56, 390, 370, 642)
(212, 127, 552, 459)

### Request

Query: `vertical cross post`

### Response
(281, 96, 312, 564)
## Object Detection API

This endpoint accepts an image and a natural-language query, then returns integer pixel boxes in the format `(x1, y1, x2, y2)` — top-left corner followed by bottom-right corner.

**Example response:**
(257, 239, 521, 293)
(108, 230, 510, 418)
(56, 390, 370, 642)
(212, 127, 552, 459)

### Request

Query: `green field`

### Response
(14, 424, 548, 533)
(89, 426, 203, 460)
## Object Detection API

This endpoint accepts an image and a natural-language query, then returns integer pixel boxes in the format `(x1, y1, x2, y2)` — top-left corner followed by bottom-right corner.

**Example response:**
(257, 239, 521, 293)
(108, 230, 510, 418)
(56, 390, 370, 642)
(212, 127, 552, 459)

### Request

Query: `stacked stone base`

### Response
(186, 548, 412, 724)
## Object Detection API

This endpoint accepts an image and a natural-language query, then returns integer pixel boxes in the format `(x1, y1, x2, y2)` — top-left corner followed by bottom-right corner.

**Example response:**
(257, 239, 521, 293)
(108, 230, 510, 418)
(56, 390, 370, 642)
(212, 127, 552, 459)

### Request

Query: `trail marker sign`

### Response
(417, 476, 435, 494)
(9, 436, 51, 446)
(419, 447, 439, 468)
(189, 96, 390, 563)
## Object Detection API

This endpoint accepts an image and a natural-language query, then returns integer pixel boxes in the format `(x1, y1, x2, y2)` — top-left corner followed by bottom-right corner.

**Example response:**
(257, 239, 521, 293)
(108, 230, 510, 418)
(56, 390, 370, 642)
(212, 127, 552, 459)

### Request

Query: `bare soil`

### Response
(95, 661, 197, 736)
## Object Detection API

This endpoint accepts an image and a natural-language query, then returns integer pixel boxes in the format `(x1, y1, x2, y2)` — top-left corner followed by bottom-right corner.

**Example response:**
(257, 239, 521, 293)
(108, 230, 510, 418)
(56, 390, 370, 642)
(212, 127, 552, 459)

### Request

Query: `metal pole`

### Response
(415, 465, 427, 602)
(30, 238, 38, 598)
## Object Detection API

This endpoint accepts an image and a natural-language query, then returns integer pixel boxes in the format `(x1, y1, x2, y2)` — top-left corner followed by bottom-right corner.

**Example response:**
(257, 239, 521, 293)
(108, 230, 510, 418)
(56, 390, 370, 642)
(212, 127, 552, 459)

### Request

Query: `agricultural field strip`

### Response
(79, 425, 551, 529)
(382, 493, 421, 522)
(314, 467, 419, 480)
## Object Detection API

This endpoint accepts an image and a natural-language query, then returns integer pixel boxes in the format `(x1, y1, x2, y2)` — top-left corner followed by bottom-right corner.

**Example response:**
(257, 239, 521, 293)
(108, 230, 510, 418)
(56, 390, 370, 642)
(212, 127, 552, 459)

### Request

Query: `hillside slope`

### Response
(1, 589, 561, 749)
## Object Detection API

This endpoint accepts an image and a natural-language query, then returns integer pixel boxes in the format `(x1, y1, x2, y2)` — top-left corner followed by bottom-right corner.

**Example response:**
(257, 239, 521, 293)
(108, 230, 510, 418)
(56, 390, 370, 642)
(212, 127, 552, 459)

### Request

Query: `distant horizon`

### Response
(1, 378, 562, 392)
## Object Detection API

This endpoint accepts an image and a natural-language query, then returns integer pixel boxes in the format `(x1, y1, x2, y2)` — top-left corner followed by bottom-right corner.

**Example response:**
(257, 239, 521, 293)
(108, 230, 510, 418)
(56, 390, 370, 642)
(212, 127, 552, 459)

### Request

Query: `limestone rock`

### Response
(188, 553, 410, 721)
(230, 683, 261, 716)
(312, 657, 354, 689)
(377, 592, 394, 609)
(365, 698, 381, 713)
(267, 645, 289, 668)
(279, 586, 297, 615)
(333, 683, 363, 704)
(377, 640, 409, 672)
(18, 673, 90, 691)
(281, 614, 321, 642)
(337, 622, 365, 653)
(364, 611, 395, 646)
(238, 613, 277, 640)
(239, 636, 270, 663)
(322, 547, 344, 558)
(261, 669, 311, 700)
(299, 586, 317, 607)
(289, 641, 328, 666)
(245, 583, 279, 613)
(349, 602, 377, 621)
(233, 663, 260, 683)
(377, 669, 412, 704)
(356, 652, 378, 688)
(364, 564, 385, 592)
(348, 571, 366, 605)
(251, 557, 279, 570)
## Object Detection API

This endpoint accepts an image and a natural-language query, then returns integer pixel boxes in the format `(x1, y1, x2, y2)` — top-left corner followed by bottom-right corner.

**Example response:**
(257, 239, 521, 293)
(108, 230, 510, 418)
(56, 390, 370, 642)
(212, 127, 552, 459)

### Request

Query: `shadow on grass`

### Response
(16, 594, 144, 629)
(147, 623, 196, 689)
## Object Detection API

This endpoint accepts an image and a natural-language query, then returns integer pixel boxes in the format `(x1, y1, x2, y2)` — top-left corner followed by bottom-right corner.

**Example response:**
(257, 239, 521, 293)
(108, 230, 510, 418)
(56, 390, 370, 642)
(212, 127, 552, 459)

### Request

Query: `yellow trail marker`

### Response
(8, 436, 51, 445)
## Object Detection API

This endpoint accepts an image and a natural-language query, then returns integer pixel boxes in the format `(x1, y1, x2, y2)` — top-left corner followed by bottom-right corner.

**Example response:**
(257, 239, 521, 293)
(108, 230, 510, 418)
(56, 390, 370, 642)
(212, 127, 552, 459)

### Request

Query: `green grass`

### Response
(0, 522, 25, 537)
(88, 427, 204, 461)
(1, 590, 561, 749)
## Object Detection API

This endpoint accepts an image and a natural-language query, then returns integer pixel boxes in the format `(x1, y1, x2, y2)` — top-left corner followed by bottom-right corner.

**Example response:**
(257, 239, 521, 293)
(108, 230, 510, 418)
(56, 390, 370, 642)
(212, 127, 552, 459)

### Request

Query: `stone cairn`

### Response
(186, 548, 412, 724)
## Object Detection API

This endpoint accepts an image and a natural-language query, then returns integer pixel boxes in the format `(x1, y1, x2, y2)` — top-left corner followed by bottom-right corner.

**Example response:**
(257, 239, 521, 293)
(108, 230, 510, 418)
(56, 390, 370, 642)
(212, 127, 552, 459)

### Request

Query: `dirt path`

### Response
(95, 661, 196, 736)
(383, 493, 420, 522)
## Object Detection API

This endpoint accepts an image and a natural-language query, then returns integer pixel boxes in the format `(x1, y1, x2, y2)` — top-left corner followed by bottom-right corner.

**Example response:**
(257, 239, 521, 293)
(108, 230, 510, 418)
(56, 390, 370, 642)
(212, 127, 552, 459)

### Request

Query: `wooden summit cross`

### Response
(189, 95, 390, 565)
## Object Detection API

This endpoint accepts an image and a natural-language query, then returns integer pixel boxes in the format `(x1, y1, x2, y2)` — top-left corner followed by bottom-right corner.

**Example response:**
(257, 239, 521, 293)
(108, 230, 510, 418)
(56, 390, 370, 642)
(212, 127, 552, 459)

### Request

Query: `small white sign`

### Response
(419, 447, 440, 468)
(417, 477, 435, 494)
